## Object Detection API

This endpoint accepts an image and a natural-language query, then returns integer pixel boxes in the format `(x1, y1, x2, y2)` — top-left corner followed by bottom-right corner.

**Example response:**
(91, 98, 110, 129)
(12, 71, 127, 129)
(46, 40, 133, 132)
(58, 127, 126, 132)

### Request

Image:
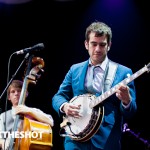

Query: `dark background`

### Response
(0, 0, 149, 149)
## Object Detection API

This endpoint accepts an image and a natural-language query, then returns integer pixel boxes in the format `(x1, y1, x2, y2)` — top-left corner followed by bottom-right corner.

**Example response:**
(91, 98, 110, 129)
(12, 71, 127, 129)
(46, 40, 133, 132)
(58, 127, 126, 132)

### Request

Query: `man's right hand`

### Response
(62, 103, 81, 118)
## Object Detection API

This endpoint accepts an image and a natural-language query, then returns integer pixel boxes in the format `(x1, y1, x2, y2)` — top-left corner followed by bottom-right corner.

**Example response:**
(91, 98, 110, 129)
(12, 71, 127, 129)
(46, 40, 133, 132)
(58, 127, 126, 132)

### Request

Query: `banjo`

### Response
(60, 63, 150, 142)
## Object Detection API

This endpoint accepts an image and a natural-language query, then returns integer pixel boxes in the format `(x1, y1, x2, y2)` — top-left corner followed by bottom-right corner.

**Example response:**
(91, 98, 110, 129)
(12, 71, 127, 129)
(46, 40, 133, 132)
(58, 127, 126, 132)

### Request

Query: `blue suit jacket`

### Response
(52, 59, 137, 150)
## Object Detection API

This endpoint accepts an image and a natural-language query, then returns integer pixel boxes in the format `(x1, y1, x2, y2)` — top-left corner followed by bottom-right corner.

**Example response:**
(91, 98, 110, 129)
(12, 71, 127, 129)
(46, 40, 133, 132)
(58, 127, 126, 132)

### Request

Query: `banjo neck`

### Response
(89, 63, 150, 108)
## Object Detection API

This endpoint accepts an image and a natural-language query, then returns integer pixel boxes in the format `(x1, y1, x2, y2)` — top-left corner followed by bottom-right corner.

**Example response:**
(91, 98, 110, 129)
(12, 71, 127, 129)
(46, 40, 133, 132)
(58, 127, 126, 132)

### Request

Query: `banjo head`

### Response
(60, 94, 104, 142)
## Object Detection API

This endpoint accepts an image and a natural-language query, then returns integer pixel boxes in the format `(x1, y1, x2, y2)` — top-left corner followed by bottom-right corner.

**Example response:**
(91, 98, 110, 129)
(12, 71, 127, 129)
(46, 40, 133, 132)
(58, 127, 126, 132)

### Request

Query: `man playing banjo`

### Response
(52, 21, 137, 150)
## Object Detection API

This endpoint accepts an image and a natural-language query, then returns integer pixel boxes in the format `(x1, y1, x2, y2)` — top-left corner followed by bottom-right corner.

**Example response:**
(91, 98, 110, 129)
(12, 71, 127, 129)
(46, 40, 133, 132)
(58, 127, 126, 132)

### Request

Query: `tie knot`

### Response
(93, 66, 103, 72)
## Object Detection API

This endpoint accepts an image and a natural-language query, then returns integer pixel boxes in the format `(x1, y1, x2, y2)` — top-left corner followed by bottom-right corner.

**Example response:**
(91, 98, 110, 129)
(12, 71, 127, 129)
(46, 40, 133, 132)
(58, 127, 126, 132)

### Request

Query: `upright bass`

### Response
(8, 56, 52, 150)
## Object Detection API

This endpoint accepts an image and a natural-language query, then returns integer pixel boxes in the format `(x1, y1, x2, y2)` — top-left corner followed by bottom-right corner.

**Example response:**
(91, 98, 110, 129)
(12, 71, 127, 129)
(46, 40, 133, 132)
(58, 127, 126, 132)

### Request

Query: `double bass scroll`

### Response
(26, 56, 45, 84)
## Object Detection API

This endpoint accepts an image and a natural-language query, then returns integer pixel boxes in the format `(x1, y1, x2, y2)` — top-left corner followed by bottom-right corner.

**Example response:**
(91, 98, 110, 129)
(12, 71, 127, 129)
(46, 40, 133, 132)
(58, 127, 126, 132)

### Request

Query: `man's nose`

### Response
(15, 91, 20, 95)
(95, 45, 101, 52)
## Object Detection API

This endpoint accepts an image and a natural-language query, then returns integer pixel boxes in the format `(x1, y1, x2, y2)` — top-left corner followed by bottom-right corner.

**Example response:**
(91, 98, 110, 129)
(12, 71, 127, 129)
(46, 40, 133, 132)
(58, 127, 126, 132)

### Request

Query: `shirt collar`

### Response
(89, 56, 109, 71)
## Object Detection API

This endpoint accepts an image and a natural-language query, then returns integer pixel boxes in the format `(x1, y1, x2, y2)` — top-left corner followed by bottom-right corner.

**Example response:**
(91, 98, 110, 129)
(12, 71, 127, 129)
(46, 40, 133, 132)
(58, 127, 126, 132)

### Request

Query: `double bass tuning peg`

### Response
(27, 57, 45, 82)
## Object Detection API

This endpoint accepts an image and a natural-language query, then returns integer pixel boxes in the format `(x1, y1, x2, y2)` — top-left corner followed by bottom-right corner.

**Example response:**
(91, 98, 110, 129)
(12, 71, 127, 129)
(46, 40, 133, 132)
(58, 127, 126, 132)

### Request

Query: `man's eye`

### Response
(92, 43, 97, 46)
(100, 43, 106, 47)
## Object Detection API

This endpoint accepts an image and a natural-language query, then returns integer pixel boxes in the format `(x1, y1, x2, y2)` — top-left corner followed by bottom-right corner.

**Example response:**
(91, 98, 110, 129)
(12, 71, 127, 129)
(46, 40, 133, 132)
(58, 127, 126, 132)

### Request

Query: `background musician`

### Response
(0, 79, 54, 150)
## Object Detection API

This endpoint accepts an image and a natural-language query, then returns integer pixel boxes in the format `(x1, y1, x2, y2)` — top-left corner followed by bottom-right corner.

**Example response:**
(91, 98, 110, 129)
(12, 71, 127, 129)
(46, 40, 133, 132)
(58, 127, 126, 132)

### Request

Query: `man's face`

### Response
(85, 32, 110, 65)
(8, 87, 21, 107)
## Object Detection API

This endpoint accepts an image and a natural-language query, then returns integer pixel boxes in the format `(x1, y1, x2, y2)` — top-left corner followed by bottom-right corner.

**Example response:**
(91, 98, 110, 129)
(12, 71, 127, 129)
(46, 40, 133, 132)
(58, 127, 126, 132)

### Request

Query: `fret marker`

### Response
(127, 73, 130, 78)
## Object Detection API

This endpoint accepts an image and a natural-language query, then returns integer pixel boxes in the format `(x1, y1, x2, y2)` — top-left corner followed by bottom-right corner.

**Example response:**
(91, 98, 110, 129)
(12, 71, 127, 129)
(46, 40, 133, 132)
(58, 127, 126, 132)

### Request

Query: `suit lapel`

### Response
(78, 61, 89, 93)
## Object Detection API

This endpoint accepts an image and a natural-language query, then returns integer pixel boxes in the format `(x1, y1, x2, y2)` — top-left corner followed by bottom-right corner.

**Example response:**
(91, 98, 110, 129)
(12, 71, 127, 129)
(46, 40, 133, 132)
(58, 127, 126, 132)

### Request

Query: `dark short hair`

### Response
(85, 21, 112, 43)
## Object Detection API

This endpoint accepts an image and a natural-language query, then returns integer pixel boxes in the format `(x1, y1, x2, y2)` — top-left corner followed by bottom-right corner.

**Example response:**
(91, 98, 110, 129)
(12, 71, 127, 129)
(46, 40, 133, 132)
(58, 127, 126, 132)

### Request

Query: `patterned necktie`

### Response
(87, 66, 103, 94)
(86, 65, 95, 93)
(93, 66, 103, 93)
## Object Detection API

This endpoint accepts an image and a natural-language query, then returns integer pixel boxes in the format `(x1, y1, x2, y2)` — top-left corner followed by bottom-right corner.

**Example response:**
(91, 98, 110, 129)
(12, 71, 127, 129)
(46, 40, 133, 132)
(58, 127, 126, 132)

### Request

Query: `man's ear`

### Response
(84, 40, 88, 50)
(107, 42, 112, 51)
(7, 95, 10, 101)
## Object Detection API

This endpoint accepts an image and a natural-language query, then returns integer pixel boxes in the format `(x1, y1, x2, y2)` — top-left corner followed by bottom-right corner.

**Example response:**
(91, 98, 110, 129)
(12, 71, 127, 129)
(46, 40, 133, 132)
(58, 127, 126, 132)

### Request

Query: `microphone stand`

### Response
(123, 123, 150, 150)
(0, 53, 30, 101)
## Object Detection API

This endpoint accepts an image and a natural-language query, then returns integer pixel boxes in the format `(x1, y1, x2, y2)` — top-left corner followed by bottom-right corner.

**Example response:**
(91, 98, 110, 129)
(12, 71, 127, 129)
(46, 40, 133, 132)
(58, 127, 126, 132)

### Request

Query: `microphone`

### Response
(15, 43, 44, 55)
